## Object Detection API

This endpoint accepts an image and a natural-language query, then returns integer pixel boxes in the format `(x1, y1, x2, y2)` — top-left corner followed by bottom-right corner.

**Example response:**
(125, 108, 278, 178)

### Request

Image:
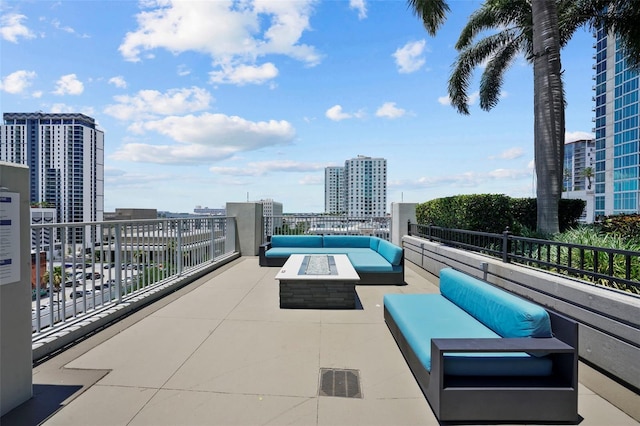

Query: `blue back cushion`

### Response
(322, 235, 371, 248)
(376, 239, 403, 266)
(270, 235, 323, 248)
(439, 268, 552, 338)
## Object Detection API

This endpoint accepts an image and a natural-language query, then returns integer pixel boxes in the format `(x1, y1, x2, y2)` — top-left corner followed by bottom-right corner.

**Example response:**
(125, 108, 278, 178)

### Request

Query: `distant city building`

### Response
(562, 139, 596, 223)
(30, 207, 59, 255)
(257, 198, 283, 236)
(325, 155, 387, 217)
(593, 29, 640, 216)
(1, 113, 104, 239)
(194, 206, 226, 215)
(325, 166, 346, 214)
(104, 208, 158, 221)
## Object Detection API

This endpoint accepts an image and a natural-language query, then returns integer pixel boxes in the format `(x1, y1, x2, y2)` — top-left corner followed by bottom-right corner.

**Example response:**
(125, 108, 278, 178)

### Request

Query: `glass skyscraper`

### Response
(593, 28, 640, 217)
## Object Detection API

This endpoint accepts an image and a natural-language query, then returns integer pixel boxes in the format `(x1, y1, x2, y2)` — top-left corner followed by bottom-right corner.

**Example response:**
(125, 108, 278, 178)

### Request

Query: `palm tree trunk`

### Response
(532, 0, 565, 234)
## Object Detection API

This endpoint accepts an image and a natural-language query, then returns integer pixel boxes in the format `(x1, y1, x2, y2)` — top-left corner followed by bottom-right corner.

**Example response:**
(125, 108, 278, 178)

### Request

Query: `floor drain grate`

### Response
(319, 368, 362, 398)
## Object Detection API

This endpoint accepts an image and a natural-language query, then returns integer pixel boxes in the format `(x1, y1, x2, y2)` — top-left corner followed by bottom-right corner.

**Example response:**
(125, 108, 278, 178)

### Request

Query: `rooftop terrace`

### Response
(4, 258, 638, 426)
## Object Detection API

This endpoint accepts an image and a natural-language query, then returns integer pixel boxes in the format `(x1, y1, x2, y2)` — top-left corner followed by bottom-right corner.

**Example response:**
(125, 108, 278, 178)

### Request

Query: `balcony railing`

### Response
(408, 222, 640, 296)
(30, 217, 236, 337)
(264, 215, 391, 241)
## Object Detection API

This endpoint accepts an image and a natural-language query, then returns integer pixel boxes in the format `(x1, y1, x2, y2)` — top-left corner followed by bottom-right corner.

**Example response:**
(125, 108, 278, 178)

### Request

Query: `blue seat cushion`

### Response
(270, 235, 323, 248)
(384, 294, 553, 376)
(265, 247, 335, 258)
(323, 235, 371, 248)
(440, 268, 552, 338)
(376, 239, 403, 266)
(346, 250, 396, 272)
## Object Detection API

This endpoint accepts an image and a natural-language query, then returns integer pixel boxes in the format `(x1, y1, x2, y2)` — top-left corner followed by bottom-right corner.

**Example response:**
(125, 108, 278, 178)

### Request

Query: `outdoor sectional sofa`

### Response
(384, 268, 579, 423)
(259, 235, 404, 285)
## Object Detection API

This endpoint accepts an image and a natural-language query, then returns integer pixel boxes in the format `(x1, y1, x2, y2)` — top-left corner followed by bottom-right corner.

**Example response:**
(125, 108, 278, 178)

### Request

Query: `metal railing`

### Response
(408, 222, 640, 296)
(31, 217, 237, 336)
(264, 215, 391, 241)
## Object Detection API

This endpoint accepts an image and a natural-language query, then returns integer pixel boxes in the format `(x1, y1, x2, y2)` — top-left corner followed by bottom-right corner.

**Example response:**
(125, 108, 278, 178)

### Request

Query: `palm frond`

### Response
(449, 29, 523, 114)
(407, 0, 450, 36)
(456, 0, 530, 50)
(479, 35, 522, 111)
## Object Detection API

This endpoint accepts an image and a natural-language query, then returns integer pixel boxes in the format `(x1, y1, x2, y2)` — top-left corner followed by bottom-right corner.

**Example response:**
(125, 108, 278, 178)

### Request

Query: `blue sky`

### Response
(1, 0, 595, 213)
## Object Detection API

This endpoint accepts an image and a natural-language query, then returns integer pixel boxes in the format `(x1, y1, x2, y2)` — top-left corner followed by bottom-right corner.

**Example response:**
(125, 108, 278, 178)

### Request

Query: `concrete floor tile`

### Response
(319, 323, 424, 399)
(151, 286, 249, 320)
(43, 385, 156, 426)
(129, 390, 318, 426)
(317, 396, 438, 426)
(65, 316, 221, 388)
(165, 319, 321, 397)
(226, 284, 323, 323)
(577, 393, 639, 426)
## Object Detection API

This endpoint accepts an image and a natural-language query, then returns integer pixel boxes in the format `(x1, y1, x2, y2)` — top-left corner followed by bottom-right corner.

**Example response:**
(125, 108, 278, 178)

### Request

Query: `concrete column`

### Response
(225, 202, 263, 256)
(391, 202, 417, 246)
(0, 162, 32, 416)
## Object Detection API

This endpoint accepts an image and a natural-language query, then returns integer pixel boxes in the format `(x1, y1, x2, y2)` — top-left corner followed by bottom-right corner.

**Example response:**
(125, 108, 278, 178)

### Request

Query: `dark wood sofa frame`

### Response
(384, 305, 579, 423)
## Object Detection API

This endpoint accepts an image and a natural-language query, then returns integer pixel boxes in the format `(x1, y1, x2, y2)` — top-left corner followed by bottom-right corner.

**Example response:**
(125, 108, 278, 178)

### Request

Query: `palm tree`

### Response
(582, 166, 594, 190)
(408, 0, 640, 234)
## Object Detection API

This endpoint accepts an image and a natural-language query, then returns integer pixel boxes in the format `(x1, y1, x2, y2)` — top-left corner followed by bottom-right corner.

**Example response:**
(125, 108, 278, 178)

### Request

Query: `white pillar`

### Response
(0, 162, 32, 416)
(391, 202, 417, 246)
(225, 202, 263, 256)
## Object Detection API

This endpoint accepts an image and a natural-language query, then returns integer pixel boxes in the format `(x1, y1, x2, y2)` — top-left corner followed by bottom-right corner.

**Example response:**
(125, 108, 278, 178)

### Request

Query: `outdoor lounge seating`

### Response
(259, 235, 404, 284)
(384, 268, 579, 423)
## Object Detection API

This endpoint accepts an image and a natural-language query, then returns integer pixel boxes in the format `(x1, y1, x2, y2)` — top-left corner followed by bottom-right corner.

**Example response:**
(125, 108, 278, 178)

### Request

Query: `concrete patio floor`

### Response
(4, 257, 639, 425)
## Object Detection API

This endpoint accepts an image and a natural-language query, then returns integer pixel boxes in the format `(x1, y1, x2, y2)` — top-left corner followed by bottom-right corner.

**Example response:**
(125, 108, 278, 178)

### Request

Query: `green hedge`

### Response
(598, 214, 640, 240)
(416, 194, 585, 234)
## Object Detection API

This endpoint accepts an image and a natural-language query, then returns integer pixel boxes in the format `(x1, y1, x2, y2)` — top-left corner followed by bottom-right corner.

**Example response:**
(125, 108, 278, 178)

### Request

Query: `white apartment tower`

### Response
(1, 113, 104, 236)
(325, 155, 387, 217)
(324, 166, 345, 214)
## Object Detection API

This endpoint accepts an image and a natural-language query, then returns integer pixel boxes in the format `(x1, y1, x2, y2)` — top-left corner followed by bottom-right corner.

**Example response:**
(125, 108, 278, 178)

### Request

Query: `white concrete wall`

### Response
(225, 202, 263, 256)
(0, 162, 33, 416)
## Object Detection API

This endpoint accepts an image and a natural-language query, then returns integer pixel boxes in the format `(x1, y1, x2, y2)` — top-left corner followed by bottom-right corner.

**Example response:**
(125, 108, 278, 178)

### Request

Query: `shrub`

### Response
(598, 214, 640, 241)
(416, 195, 585, 234)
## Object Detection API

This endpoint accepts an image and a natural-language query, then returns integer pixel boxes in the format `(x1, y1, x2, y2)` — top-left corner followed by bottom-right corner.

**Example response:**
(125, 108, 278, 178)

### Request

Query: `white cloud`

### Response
(325, 104, 364, 121)
(565, 130, 594, 143)
(393, 40, 426, 74)
(210, 160, 326, 176)
(209, 62, 278, 85)
(118, 1, 322, 85)
(438, 91, 480, 107)
(112, 113, 296, 164)
(108, 76, 127, 89)
(489, 147, 524, 160)
(437, 95, 451, 106)
(177, 64, 191, 76)
(392, 167, 532, 190)
(0, 13, 36, 43)
(104, 87, 212, 120)
(326, 105, 351, 121)
(349, 0, 367, 19)
(376, 102, 405, 119)
(0, 70, 37, 94)
(53, 74, 84, 95)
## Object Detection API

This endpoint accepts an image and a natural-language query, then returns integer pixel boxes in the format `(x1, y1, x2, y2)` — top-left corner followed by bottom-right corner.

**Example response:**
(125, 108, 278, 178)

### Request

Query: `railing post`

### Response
(177, 220, 183, 276)
(502, 227, 512, 263)
(114, 223, 123, 303)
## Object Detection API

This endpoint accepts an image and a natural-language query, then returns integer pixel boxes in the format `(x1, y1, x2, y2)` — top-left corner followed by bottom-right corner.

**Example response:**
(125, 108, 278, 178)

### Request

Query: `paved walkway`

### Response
(5, 258, 639, 425)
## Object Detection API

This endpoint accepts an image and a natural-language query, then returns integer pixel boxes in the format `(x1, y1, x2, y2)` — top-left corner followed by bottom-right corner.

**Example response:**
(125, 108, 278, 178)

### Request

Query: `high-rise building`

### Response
(324, 166, 345, 214)
(1, 112, 104, 234)
(593, 29, 640, 217)
(325, 155, 387, 217)
(562, 139, 596, 223)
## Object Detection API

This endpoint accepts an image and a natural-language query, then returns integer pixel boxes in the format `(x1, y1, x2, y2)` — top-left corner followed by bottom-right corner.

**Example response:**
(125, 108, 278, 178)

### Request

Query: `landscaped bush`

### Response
(552, 227, 640, 295)
(416, 194, 585, 234)
(598, 214, 640, 241)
